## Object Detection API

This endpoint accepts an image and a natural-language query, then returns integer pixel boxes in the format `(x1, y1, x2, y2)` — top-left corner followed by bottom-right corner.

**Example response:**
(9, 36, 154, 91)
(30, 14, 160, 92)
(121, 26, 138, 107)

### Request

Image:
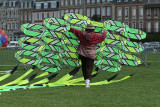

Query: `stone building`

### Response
(0, 0, 20, 41)
(59, 0, 160, 33)
(32, 0, 59, 24)
(144, 0, 160, 33)
(0, 0, 59, 41)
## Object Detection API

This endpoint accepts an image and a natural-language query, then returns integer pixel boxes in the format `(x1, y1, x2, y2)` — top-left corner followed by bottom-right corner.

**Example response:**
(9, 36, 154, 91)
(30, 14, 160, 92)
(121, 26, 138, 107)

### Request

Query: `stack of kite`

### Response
(0, 28, 8, 47)
(0, 13, 146, 94)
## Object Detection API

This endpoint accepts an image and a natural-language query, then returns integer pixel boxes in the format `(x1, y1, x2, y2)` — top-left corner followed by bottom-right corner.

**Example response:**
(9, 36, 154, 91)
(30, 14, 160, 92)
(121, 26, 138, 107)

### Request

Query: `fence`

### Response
(0, 47, 160, 67)
(139, 48, 160, 64)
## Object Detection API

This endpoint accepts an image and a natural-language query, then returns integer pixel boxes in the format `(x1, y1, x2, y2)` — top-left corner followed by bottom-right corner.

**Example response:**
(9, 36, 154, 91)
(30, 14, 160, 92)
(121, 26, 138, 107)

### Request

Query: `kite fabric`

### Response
(0, 13, 147, 94)
(0, 28, 8, 47)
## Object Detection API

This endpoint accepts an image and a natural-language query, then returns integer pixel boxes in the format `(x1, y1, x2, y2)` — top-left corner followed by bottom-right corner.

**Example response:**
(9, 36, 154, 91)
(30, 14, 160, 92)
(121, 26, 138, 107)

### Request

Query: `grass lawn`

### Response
(0, 62, 160, 107)
(0, 48, 160, 107)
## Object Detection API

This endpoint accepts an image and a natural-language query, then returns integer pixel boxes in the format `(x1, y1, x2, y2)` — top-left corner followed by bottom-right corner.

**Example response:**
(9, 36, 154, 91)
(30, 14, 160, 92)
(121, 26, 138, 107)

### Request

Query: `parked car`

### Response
(7, 41, 21, 49)
(143, 42, 160, 50)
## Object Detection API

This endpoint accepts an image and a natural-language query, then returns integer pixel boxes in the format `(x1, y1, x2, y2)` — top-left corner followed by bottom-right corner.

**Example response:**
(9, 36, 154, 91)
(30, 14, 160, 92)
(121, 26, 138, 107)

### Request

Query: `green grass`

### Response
(0, 48, 19, 65)
(0, 62, 160, 107)
(0, 48, 160, 107)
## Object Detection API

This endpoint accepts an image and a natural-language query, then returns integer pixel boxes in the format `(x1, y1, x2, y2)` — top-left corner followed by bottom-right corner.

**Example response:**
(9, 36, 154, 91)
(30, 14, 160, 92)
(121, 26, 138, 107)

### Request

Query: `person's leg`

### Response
(79, 55, 87, 80)
(85, 57, 94, 80)
(84, 57, 94, 88)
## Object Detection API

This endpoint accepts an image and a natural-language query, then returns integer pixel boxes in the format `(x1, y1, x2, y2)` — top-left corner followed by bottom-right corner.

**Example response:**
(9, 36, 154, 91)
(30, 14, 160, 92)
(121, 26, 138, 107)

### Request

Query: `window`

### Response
(91, 0, 95, 4)
(102, 0, 106, 2)
(117, 0, 121, 2)
(13, 1, 15, 7)
(21, 2, 23, 8)
(102, 7, 106, 16)
(44, 12, 47, 18)
(147, 8, 151, 16)
(75, 9, 78, 14)
(36, 3, 41, 9)
(70, 0, 73, 5)
(44, 2, 48, 9)
(132, 7, 136, 17)
(49, 12, 53, 18)
(12, 23, 15, 29)
(154, 8, 159, 16)
(29, 13, 31, 20)
(97, 8, 100, 15)
(11, 23, 13, 29)
(140, 7, 143, 16)
(29, 1, 32, 8)
(70, 9, 74, 13)
(9, 1, 11, 7)
(87, 8, 90, 17)
(16, 11, 18, 16)
(75, 0, 78, 5)
(3, 1, 6, 6)
(117, 7, 122, 17)
(51, 1, 56, 8)
(139, 21, 143, 30)
(54, 12, 58, 18)
(79, 0, 82, 5)
(65, 10, 69, 14)
(61, 0, 64, 6)
(34, 13, 38, 20)
(107, 7, 111, 16)
(87, 0, 90, 4)
(97, 0, 100, 3)
(61, 10, 64, 17)
(25, 1, 27, 8)
(39, 12, 42, 20)
(91, 8, 95, 17)
(147, 22, 151, 32)
(125, 7, 129, 17)
(15, 23, 18, 29)
(21, 14, 23, 20)
(7, 23, 11, 30)
(65, 0, 68, 6)
(132, 21, 136, 28)
(155, 21, 159, 32)
(80, 9, 83, 14)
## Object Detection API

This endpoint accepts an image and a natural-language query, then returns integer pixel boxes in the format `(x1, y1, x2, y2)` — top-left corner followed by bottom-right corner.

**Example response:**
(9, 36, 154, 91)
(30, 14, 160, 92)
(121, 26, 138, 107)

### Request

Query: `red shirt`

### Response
(69, 28, 107, 59)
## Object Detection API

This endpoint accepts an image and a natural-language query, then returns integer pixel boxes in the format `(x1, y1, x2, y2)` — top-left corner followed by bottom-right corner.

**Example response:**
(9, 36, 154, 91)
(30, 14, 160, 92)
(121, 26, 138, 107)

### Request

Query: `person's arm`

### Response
(94, 31, 107, 43)
(69, 28, 84, 39)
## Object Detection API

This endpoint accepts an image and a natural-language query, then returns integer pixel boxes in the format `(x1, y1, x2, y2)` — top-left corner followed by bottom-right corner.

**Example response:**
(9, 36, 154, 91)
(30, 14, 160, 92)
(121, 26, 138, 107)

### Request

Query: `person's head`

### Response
(85, 24, 95, 32)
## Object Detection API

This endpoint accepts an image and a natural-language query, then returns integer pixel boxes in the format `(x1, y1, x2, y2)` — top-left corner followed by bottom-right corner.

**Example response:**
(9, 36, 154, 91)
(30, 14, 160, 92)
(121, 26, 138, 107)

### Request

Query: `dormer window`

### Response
(44, 2, 48, 9)
(51, 1, 56, 8)
(36, 3, 41, 9)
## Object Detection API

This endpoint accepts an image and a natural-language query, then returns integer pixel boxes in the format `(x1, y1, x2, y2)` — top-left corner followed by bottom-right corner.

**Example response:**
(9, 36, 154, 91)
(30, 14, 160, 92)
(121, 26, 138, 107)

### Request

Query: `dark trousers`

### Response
(79, 55, 94, 80)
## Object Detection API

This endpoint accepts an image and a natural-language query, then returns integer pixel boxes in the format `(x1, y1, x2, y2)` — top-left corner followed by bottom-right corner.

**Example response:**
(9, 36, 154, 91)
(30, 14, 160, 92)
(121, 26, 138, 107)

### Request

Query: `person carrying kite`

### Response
(68, 24, 107, 88)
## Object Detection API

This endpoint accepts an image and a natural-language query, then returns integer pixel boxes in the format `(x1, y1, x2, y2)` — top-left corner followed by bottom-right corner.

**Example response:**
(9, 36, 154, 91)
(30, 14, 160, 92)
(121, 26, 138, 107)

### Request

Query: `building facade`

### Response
(144, 0, 160, 33)
(0, 0, 160, 42)
(59, 0, 160, 33)
(0, 0, 59, 41)
(0, 0, 20, 41)
(32, 0, 59, 24)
